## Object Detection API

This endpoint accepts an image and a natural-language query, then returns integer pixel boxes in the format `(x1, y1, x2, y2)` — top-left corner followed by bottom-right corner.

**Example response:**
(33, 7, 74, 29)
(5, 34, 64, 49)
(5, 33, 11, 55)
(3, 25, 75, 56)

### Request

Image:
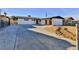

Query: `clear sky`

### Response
(1, 8, 79, 19)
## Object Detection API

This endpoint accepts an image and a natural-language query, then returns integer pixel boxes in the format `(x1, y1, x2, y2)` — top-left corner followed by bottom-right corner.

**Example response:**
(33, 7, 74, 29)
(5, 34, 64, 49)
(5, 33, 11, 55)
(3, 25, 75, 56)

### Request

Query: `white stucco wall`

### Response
(52, 19, 63, 26)
(41, 20, 45, 25)
(17, 19, 35, 24)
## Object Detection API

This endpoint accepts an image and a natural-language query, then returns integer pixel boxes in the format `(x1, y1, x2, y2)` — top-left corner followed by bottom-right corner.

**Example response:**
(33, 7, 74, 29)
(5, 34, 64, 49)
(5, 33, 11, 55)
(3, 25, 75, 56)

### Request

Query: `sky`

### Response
(1, 8, 79, 19)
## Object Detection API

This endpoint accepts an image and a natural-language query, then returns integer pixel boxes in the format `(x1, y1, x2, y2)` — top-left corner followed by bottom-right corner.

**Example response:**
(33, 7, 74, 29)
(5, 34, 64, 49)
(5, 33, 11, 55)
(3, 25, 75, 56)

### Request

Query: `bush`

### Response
(65, 22, 76, 26)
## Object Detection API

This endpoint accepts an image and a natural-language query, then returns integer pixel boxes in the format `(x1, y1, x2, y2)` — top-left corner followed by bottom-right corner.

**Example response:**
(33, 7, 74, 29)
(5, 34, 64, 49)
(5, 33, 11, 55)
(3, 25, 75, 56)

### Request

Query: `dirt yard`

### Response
(32, 25, 76, 41)
(43, 25, 76, 41)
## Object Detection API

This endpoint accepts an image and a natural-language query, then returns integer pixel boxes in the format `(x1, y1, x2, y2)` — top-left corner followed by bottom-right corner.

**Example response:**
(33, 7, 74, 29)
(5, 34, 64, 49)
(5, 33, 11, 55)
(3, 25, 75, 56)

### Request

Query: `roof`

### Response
(64, 17, 74, 20)
(13, 16, 41, 19)
(51, 16, 64, 19)
(42, 16, 64, 20)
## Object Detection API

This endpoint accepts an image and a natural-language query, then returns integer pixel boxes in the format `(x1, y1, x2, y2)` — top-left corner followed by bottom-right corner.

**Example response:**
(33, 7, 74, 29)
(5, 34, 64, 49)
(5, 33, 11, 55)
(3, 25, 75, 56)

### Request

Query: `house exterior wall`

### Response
(52, 18, 63, 26)
(41, 20, 45, 25)
(47, 19, 50, 25)
(40, 18, 52, 25)
(17, 18, 35, 24)
(40, 19, 51, 25)
(46, 19, 52, 25)
(35, 19, 41, 24)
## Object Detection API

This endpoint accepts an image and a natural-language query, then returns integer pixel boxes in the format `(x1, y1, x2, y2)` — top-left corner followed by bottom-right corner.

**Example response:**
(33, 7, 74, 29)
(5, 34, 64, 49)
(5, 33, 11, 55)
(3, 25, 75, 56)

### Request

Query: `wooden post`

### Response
(76, 24, 78, 50)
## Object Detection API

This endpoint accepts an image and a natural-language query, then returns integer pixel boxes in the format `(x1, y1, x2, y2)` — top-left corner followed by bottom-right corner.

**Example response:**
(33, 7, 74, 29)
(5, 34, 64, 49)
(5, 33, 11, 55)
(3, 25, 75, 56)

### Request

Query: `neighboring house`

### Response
(68, 20, 79, 26)
(64, 17, 74, 25)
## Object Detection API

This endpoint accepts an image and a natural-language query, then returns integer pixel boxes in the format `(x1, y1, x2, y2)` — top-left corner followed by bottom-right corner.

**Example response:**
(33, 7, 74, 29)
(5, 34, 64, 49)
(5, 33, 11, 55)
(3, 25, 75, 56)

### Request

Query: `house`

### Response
(14, 15, 64, 26)
(67, 20, 79, 26)
(64, 17, 74, 25)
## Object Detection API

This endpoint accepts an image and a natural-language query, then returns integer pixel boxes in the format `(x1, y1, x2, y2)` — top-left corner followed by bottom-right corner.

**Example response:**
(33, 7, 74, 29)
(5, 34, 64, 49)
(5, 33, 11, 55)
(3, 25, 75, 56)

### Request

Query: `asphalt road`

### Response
(0, 24, 75, 50)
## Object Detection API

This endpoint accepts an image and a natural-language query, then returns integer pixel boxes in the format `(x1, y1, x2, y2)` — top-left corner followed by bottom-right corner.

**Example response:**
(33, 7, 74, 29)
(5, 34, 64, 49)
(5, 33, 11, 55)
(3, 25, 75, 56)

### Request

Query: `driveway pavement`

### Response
(0, 24, 75, 50)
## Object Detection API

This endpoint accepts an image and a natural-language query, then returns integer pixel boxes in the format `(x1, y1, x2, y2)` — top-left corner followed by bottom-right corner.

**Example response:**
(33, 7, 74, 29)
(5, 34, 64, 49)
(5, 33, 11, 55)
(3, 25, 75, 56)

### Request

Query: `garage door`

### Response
(17, 19, 35, 24)
(52, 19, 63, 26)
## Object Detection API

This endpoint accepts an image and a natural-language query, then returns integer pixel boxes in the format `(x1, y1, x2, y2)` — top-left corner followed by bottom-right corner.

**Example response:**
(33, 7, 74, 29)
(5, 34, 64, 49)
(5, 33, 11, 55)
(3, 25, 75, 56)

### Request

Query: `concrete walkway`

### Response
(0, 24, 76, 50)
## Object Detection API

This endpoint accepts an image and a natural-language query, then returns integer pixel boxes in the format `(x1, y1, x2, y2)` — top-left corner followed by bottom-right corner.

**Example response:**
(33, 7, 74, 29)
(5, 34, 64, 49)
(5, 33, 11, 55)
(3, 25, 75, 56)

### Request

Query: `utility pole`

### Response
(45, 12, 47, 17)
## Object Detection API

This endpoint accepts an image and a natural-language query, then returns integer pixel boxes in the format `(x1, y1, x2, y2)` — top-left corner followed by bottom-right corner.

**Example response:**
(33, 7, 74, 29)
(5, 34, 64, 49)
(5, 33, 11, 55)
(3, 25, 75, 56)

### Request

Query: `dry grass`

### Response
(44, 25, 76, 41)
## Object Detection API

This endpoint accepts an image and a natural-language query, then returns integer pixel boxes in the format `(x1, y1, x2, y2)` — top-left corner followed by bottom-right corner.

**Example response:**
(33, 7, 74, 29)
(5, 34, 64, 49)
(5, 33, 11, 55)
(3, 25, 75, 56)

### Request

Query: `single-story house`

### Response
(15, 16, 64, 26)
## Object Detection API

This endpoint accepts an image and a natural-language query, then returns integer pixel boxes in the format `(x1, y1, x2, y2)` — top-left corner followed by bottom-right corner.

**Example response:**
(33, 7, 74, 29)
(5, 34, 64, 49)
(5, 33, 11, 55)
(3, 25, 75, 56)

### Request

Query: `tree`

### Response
(4, 12, 7, 16)
(11, 16, 18, 21)
(28, 15, 31, 17)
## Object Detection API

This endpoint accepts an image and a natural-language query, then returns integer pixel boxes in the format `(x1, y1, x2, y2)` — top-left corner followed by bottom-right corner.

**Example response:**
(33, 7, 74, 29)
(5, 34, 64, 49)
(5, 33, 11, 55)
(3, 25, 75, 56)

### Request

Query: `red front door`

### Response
(49, 20, 52, 25)
(45, 20, 47, 24)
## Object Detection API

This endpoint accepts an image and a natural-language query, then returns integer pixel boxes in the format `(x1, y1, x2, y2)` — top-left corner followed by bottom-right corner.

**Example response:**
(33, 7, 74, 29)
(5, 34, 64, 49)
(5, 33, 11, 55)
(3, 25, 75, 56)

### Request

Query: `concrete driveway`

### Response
(0, 24, 75, 50)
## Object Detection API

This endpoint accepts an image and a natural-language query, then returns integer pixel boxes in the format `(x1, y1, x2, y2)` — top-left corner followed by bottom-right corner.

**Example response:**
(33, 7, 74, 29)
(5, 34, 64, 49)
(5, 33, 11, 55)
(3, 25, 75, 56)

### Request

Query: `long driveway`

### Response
(0, 24, 75, 50)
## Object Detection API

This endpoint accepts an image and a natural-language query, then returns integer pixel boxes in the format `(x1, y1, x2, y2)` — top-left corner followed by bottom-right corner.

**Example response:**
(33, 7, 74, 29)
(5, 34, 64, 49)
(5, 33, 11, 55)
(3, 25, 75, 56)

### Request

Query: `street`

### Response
(0, 24, 75, 50)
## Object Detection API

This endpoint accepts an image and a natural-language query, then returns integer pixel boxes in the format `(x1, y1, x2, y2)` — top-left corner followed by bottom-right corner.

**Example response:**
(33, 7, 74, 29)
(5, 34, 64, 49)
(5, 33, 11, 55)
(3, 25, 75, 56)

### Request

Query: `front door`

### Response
(49, 20, 52, 25)
(36, 20, 38, 24)
(45, 20, 47, 24)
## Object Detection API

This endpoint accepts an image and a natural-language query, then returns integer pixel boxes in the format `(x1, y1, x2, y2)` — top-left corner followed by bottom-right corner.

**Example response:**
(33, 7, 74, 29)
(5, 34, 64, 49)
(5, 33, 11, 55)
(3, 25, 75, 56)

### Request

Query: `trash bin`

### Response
(0, 20, 4, 28)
